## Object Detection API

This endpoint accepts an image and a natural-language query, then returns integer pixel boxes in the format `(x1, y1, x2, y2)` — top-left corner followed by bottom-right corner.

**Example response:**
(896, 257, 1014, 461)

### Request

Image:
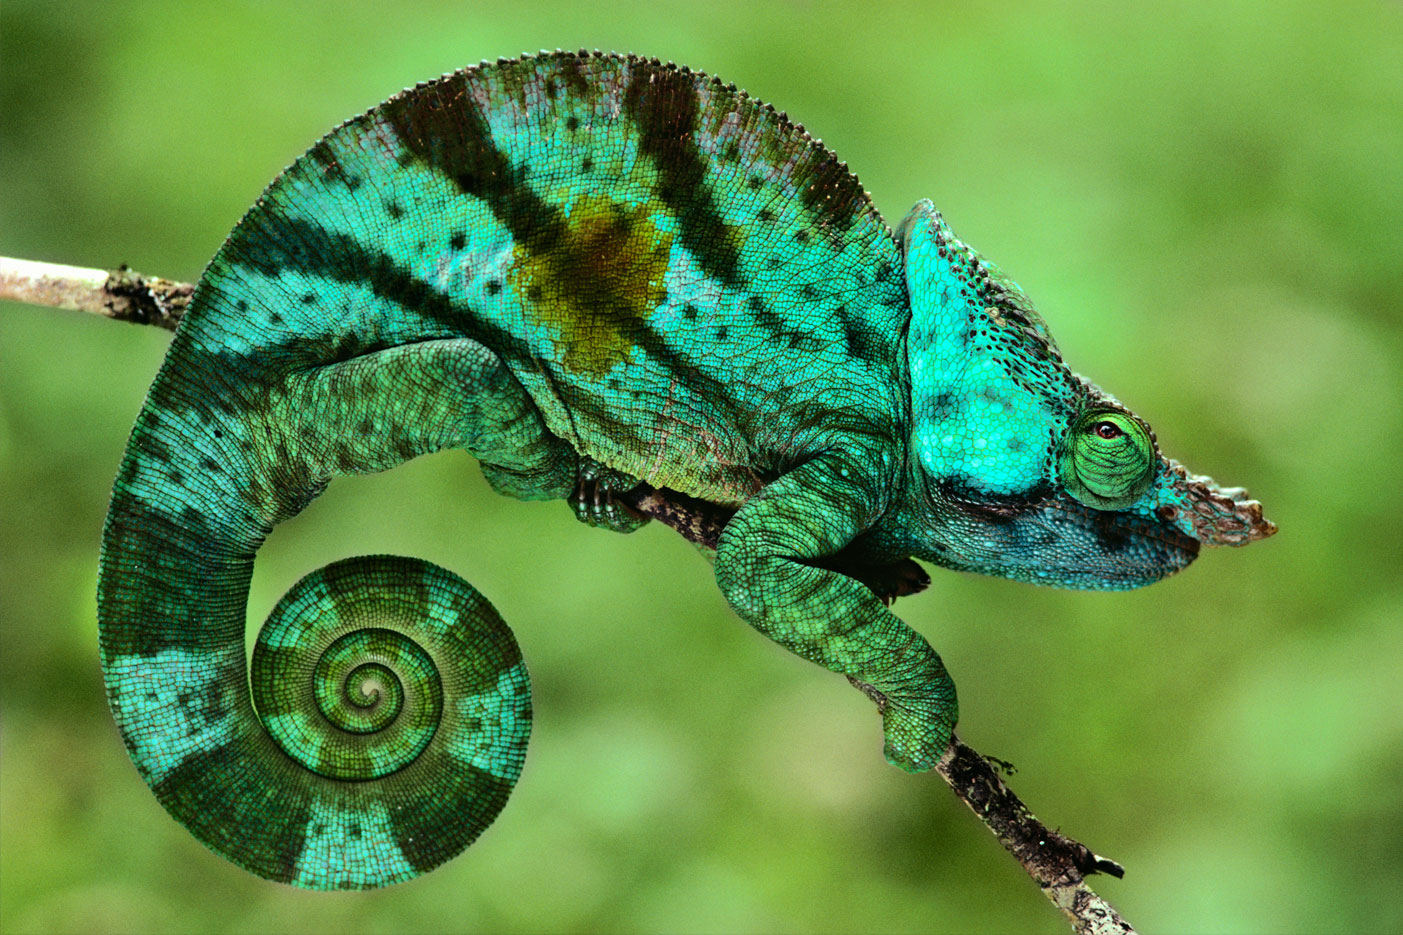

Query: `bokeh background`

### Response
(2, 1, 1400, 933)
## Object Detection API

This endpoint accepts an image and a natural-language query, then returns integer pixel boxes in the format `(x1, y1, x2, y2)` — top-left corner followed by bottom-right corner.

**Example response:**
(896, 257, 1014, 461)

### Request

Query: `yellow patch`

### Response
(508, 196, 674, 376)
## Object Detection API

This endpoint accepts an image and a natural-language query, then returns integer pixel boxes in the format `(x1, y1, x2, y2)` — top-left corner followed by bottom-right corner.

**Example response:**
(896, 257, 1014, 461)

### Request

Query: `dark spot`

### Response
(794, 230, 809, 243)
(557, 56, 590, 99)
(527, 284, 542, 302)
(581, 157, 593, 171)
(717, 326, 728, 340)
(383, 70, 565, 254)
(747, 174, 763, 190)
(623, 65, 742, 286)
(450, 232, 467, 250)
(269, 313, 283, 325)
(201, 457, 223, 473)
(302, 294, 316, 304)
(682, 305, 698, 321)
(309, 139, 361, 191)
(385, 200, 405, 220)
(137, 435, 173, 464)
(1093, 514, 1132, 551)
(168, 468, 184, 485)
(349, 822, 362, 838)
(566, 115, 579, 131)
(486, 280, 502, 295)
(236, 300, 249, 312)
(800, 284, 817, 300)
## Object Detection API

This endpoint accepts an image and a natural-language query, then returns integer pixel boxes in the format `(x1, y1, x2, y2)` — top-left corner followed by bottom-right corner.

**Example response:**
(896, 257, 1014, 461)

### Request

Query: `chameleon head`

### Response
(892, 201, 1276, 590)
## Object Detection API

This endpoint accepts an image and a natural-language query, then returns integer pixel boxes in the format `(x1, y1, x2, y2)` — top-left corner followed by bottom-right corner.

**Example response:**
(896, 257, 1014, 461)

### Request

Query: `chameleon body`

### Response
(97, 51, 1275, 889)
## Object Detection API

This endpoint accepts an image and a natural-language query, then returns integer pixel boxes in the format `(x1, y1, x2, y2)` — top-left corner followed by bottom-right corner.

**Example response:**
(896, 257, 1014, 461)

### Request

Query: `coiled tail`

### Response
(98, 332, 569, 887)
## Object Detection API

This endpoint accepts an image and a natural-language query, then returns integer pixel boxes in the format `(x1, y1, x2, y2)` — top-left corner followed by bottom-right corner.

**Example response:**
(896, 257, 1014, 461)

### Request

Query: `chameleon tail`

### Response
(97, 336, 567, 888)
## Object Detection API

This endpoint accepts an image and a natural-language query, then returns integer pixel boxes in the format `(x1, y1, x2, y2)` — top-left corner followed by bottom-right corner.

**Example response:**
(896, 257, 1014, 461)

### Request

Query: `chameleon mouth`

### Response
(1157, 461, 1277, 547)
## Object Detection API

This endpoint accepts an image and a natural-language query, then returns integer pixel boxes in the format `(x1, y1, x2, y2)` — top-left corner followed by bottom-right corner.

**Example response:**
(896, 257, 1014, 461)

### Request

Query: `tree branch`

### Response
(1, 255, 1136, 934)
(1, 257, 190, 330)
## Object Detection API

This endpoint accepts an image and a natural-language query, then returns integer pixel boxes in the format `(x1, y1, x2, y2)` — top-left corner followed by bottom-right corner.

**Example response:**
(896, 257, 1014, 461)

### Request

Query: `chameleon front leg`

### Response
(713, 454, 957, 772)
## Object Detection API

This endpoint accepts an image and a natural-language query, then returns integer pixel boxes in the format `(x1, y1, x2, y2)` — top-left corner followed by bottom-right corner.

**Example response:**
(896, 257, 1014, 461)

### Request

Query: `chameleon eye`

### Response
(1058, 410, 1155, 510)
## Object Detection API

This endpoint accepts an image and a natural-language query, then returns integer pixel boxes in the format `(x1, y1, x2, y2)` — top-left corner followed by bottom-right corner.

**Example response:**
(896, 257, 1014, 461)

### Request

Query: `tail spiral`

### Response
(102, 546, 530, 889)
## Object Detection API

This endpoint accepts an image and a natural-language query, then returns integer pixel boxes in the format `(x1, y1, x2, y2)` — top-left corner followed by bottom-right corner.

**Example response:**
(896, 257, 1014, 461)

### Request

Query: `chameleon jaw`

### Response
(1157, 461, 1277, 547)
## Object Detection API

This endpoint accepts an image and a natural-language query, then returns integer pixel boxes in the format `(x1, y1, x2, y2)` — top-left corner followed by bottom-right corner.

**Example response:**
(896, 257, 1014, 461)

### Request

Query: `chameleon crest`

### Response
(98, 51, 1274, 889)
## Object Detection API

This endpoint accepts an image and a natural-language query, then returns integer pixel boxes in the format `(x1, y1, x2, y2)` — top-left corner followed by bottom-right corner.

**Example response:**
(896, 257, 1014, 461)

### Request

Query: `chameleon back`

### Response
(206, 51, 909, 502)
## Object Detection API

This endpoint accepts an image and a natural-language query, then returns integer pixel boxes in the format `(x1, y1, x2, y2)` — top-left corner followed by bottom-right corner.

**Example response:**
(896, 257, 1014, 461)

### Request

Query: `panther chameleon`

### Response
(97, 50, 1276, 889)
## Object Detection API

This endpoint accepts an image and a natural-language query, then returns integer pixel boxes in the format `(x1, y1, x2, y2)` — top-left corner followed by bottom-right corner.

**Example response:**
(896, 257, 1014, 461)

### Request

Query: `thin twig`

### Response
(1, 255, 1135, 934)
(937, 738, 1133, 934)
(621, 486, 1135, 934)
(1, 257, 191, 330)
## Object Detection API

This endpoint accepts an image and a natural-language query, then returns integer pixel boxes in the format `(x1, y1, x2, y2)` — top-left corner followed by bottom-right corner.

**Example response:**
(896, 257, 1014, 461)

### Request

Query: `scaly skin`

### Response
(97, 51, 1276, 889)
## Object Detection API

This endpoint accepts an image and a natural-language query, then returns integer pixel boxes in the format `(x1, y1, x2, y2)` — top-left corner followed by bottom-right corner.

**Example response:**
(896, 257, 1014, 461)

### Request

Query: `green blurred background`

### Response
(2, 1, 1400, 932)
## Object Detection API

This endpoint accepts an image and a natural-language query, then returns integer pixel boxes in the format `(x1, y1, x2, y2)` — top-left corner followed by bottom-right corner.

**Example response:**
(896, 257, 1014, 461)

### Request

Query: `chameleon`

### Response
(97, 50, 1276, 890)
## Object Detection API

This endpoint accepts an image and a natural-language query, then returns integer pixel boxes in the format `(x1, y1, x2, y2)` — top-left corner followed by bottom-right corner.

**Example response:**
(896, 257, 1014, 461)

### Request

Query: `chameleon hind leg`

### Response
(280, 337, 577, 502)
(101, 336, 575, 889)
(713, 452, 957, 773)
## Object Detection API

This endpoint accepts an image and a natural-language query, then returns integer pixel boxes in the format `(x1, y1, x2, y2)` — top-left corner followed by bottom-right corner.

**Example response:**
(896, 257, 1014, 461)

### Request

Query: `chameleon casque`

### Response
(97, 51, 1276, 890)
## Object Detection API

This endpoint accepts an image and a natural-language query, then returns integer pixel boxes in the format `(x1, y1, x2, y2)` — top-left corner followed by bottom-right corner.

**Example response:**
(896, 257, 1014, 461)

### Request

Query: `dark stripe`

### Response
(797, 151, 865, 235)
(223, 214, 538, 372)
(100, 497, 255, 656)
(389, 755, 516, 873)
(623, 64, 742, 287)
(308, 138, 362, 192)
(381, 70, 565, 254)
(939, 479, 1056, 525)
(151, 738, 310, 885)
(833, 303, 888, 363)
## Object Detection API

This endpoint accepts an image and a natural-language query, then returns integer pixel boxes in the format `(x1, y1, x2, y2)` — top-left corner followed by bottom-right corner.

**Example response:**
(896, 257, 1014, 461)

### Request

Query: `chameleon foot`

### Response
(569, 458, 649, 534)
